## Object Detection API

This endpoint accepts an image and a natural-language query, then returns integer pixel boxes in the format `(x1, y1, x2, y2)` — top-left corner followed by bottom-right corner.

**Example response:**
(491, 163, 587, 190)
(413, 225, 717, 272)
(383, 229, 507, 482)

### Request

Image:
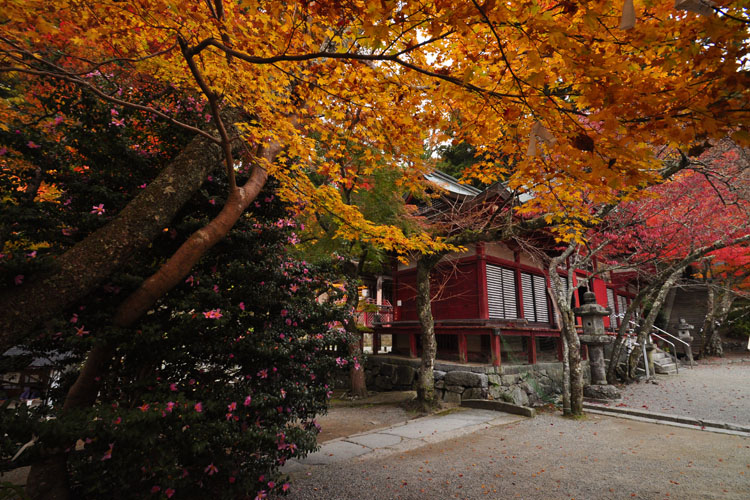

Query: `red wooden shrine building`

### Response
(371, 171, 637, 367)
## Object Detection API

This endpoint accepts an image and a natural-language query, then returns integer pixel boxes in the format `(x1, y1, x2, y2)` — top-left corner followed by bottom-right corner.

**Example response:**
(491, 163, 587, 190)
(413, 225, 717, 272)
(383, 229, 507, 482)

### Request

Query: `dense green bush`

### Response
(1, 81, 352, 499)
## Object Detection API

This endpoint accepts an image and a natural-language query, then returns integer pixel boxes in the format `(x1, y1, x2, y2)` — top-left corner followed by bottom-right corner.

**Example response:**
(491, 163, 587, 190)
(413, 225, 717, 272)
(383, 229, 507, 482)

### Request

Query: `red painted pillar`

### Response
(458, 334, 468, 363)
(491, 333, 502, 367)
(528, 333, 537, 364)
(409, 333, 418, 358)
(477, 243, 489, 320)
(392, 260, 400, 322)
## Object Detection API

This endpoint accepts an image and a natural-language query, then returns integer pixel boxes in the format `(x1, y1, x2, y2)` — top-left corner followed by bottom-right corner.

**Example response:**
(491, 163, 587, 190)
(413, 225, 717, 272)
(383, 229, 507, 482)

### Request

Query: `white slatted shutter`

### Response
(533, 275, 549, 323)
(617, 295, 628, 324)
(521, 273, 535, 322)
(521, 272, 550, 323)
(606, 288, 617, 327)
(487, 265, 518, 319)
(501, 268, 518, 319)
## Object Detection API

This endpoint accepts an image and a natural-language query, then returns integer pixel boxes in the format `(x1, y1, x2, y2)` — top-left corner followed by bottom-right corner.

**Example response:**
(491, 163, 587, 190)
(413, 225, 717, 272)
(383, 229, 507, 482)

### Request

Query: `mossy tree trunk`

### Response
(415, 253, 443, 412)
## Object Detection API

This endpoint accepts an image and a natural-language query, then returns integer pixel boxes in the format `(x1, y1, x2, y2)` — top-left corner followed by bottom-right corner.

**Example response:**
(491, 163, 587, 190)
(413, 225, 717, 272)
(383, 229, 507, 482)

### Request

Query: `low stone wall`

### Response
(365, 355, 590, 407)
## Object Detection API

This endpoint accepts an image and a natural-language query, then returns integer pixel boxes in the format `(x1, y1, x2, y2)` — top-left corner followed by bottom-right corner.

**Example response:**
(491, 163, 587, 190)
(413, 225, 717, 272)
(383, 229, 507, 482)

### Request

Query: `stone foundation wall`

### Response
(365, 356, 591, 407)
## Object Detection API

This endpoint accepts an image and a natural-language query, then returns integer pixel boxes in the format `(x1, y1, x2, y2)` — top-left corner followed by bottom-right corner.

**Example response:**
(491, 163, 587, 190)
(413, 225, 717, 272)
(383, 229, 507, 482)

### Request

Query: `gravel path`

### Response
(615, 358, 750, 427)
(283, 412, 750, 500)
(281, 359, 750, 500)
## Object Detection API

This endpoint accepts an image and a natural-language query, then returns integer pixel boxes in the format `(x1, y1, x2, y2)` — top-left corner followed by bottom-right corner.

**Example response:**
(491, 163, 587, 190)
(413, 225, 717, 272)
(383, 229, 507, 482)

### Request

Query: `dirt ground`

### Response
(316, 391, 424, 442)
(287, 411, 750, 500)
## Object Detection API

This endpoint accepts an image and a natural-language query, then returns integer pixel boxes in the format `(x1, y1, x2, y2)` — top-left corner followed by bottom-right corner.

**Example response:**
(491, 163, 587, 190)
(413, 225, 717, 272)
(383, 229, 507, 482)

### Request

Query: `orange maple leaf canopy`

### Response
(1, 0, 748, 249)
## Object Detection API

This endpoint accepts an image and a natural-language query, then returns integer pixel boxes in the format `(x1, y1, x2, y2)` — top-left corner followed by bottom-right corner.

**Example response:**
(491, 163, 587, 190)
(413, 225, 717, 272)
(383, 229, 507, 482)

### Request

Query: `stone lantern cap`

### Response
(573, 291, 610, 318)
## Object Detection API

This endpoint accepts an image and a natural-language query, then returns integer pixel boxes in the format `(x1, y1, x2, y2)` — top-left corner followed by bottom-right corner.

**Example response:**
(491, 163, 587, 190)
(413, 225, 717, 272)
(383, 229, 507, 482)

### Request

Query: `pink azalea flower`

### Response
(91, 204, 105, 215)
(290, 284, 299, 293)
(280, 389, 286, 399)
(194, 402, 203, 413)
(165, 488, 175, 498)
(203, 309, 222, 319)
(227, 402, 237, 411)
(138, 183, 147, 189)
(70, 314, 78, 323)
(113, 417, 122, 425)
(254, 491, 267, 500)
(111, 118, 125, 127)
(138, 403, 150, 412)
(110, 108, 119, 116)
(239, 302, 245, 311)
(204, 463, 218, 475)
(280, 309, 288, 317)
(75, 326, 90, 337)
(166, 401, 175, 412)
(282, 483, 290, 492)
(267, 481, 276, 489)
(0, 147, 7, 156)
(150, 486, 160, 493)
(26, 250, 37, 258)
(54, 116, 64, 125)
(169, 383, 178, 391)
(101, 443, 114, 461)
(27, 141, 41, 149)
(243, 395, 252, 406)
(14, 275, 23, 285)
(257, 369, 268, 379)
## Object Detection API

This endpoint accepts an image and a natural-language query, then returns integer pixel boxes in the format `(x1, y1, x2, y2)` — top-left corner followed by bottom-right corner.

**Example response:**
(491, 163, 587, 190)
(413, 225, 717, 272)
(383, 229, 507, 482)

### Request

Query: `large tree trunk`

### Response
(0, 131, 227, 351)
(26, 149, 271, 500)
(344, 279, 368, 399)
(561, 309, 583, 415)
(606, 289, 650, 384)
(548, 245, 583, 416)
(628, 268, 682, 378)
(415, 254, 442, 412)
(560, 328, 571, 415)
(702, 286, 733, 357)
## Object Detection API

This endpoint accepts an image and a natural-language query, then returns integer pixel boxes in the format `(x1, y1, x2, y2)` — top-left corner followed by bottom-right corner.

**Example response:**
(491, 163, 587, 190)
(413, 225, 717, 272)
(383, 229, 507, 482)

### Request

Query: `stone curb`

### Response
(460, 399, 536, 418)
(583, 402, 750, 436)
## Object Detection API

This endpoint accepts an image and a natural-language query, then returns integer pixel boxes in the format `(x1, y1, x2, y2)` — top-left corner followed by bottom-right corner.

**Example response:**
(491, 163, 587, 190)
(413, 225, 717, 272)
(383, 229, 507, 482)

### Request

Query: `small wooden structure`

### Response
(373, 171, 637, 367)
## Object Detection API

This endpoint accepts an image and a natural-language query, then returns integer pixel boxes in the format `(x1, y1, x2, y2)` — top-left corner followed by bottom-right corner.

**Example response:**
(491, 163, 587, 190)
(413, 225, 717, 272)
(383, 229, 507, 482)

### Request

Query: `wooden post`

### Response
(528, 333, 537, 364)
(477, 243, 489, 320)
(373, 331, 381, 354)
(491, 331, 502, 367)
(515, 251, 524, 319)
(409, 333, 418, 358)
(458, 334, 468, 363)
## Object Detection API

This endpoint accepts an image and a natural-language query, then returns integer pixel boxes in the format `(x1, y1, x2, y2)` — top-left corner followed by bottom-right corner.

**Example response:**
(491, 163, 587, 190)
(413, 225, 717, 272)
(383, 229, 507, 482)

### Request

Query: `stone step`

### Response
(652, 352, 673, 361)
(654, 363, 677, 374)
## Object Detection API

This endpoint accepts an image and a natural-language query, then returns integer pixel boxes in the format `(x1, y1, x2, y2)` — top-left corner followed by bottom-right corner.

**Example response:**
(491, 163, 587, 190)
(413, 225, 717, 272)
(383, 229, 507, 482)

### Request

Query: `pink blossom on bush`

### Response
(203, 309, 222, 319)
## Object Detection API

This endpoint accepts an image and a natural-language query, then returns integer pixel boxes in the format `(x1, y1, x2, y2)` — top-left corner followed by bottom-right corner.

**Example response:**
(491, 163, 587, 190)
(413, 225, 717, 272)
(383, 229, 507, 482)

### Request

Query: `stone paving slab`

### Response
(346, 432, 404, 448)
(295, 440, 371, 465)
(282, 408, 525, 474)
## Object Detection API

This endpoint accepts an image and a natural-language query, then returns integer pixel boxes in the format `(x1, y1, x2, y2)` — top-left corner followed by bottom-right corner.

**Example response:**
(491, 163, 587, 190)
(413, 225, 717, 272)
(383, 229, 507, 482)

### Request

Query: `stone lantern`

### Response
(575, 291, 620, 400)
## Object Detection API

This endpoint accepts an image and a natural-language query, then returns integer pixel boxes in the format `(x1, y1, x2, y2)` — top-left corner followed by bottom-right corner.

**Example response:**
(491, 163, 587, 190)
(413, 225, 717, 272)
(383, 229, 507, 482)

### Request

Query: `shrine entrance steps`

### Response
(652, 347, 678, 375)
